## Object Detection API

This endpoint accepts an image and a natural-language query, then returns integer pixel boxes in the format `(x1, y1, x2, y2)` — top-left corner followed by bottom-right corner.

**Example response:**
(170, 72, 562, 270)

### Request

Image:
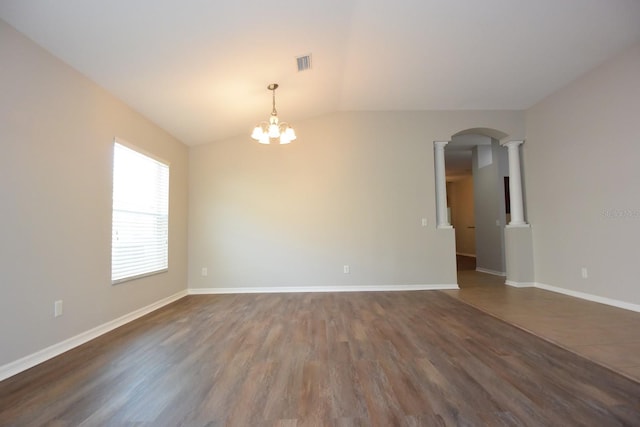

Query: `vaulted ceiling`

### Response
(2, 0, 640, 146)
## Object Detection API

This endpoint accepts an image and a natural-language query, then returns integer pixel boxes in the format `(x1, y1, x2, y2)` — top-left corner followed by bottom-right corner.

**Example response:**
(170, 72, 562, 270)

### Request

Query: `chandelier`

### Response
(251, 83, 297, 144)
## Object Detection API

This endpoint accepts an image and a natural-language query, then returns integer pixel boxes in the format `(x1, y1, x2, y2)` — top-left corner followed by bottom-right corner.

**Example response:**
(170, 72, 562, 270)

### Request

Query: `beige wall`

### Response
(449, 176, 476, 256)
(189, 111, 524, 290)
(472, 141, 509, 274)
(0, 20, 189, 366)
(525, 42, 640, 304)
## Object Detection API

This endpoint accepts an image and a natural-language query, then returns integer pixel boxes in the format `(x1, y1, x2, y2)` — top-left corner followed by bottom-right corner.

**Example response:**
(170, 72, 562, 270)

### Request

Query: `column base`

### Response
(506, 223, 530, 228)
(505, 226, 534, 284)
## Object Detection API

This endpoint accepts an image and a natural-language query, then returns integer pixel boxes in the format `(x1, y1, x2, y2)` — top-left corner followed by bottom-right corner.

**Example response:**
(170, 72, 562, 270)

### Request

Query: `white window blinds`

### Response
(112, 142, 169, 284)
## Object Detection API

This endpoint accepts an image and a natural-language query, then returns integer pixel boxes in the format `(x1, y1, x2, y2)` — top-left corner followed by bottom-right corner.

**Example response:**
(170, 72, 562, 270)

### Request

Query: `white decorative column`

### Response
(434, 141, 452, 228)
(502, 140, 528, 227)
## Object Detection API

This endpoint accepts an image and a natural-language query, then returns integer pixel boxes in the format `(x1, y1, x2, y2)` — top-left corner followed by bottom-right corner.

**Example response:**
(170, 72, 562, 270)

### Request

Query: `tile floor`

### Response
(444, 265, 640, 383)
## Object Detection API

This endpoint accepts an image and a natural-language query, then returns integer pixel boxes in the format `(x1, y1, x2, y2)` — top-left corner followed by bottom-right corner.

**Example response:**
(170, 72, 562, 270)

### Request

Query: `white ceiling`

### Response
(2, 0, 640, 146)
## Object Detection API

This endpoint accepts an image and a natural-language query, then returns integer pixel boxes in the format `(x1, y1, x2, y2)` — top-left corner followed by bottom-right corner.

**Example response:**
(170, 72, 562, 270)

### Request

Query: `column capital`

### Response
(501, 140, 524, 148)
(434, 140, 450, 149)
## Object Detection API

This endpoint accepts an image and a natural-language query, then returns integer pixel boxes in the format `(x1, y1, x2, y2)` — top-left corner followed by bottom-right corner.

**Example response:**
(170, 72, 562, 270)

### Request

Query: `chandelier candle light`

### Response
(251, 83, 297, 144)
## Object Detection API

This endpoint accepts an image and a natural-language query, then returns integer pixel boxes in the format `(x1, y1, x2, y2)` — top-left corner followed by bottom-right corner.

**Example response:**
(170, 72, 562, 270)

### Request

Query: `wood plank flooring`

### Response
(1, 292, 639, 426)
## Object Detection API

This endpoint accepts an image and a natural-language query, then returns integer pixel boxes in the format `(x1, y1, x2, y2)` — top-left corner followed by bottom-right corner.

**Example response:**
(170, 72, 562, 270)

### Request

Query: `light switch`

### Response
(54, 300, 63, 317)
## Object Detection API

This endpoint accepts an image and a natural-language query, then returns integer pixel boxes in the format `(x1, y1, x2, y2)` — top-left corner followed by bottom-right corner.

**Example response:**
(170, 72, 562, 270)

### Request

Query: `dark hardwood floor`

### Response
(1, 292, 639, 426)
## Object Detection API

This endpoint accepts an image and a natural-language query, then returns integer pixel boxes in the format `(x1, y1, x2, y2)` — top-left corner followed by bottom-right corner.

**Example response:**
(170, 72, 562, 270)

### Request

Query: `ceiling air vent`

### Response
(296, 54, 312, 72)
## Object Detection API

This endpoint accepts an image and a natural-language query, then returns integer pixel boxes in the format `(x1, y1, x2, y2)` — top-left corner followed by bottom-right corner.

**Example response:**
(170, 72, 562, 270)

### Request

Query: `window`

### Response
(111, 141, 169, 284)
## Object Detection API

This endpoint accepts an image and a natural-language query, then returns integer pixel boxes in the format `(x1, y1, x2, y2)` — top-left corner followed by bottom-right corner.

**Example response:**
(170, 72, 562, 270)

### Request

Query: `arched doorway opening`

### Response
(441, 128, 513, 287)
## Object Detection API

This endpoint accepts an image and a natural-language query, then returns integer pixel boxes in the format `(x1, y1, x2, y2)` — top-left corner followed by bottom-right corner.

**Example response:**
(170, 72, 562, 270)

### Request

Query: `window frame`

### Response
(111, 138, 170, 285)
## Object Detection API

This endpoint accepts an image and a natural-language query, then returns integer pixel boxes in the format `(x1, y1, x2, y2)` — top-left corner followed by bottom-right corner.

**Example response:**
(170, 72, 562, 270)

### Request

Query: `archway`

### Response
(434, 127, 529, 287)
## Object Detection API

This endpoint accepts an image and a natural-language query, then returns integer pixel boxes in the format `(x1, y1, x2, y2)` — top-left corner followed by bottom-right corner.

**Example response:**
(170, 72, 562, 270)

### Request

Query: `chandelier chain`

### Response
(271, 87, 277, 116)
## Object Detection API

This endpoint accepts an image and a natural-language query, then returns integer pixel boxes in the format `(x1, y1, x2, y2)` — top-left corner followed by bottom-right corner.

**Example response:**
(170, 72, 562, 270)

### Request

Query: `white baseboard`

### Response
(0, 290, 188, 382)
(476, 268, 506, 277)
(189, 284, 459, 295)
(456, 253, 477, 258)
(534, 282, 640, 313)
(505, 280, 535, 288)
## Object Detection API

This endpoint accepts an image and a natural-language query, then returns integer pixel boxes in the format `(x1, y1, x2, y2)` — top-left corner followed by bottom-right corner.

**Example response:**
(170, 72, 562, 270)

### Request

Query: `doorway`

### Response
(444, 131, 509, 286)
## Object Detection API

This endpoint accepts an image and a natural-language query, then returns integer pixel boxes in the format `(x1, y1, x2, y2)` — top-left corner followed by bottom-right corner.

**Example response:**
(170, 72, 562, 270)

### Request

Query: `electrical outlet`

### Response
(421, 218, 428, 227)
(54, 300, 63, 317)
(201, 267, 208, 277)
(343, 265, 350, 274)
(581, 267, 588, 279)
